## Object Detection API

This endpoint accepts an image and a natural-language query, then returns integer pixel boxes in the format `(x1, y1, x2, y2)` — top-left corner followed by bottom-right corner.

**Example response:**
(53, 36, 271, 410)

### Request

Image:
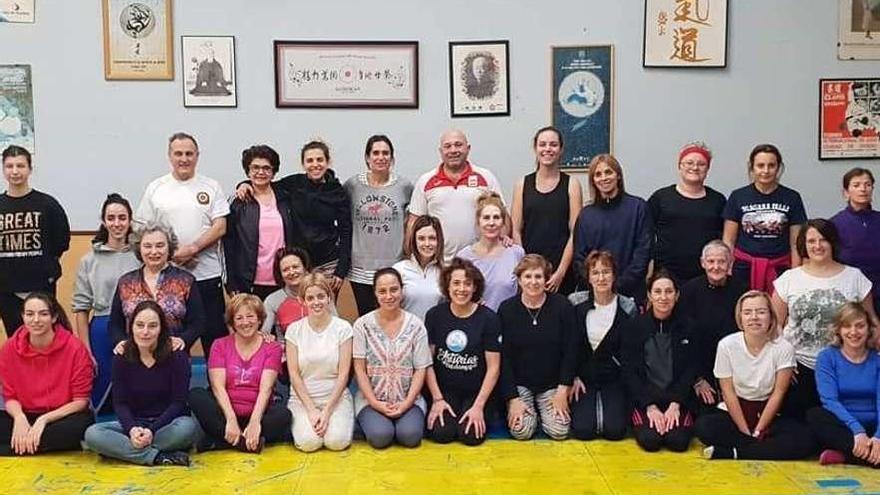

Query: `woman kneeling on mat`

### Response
(807, 302, 880, 467)
(189, 294, 291, 452)
(622, 270, 697, 452)
(354, 267, 432, 448)
(696, 290, 814, 460)
(425, 258, 501, 446)
(84, 301, 197, 466)
(0, 293, 94, 456)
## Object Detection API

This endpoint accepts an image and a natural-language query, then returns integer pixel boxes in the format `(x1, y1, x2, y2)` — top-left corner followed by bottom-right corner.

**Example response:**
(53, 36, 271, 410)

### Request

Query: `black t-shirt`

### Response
(425, 303, 501, 394)
(648, 185, 726, 282)
(722, 184, 807, 257)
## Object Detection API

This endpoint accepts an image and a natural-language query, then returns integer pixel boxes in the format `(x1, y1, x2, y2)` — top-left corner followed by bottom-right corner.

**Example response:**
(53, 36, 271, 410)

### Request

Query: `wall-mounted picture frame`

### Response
(0, 0, 35, 23)
(551, 45, 614, 170)
(274, 41, 418, 108)
(0, 64, 35, 154)
(448, 40, 510, 118)
(643, 0, 728, 68)
(819, 78, 880, 159)
(838, 0, 880, 60)
(181, 35, 236, 108)
(101, 0, 173, 80)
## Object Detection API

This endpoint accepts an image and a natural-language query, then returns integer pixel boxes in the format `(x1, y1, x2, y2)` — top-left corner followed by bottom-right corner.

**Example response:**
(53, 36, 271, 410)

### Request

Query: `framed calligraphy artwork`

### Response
(102, 0, 173, 80)
(551, 45, 613, 170)
(274, 41, 419, 108)
(819, 78, 880, 159)
(838, 0, 880, 60)
(181, 35, 237, 108)
(448, 40, 510, 117)
(643, 0, 728, 68)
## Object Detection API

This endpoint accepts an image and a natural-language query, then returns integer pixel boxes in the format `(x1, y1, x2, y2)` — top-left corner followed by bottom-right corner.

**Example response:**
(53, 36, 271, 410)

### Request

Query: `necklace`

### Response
(526, 305, 542, 326)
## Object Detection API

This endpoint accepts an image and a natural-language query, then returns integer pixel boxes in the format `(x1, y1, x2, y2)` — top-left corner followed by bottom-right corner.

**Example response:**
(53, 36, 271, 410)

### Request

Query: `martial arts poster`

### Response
(0, 1, 35, 23)
(102, 0, 174, 80)
(0, 64, 35, 154)
(552, 45, 613, 170)
(819, 78, 880, 159)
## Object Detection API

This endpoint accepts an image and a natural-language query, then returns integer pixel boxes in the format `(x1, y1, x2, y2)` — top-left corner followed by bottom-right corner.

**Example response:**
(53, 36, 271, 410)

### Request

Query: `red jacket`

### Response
(0, 325, 93, 413)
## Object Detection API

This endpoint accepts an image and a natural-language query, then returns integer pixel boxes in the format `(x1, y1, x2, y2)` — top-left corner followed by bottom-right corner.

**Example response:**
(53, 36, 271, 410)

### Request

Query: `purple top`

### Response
(112, 351, 191, 434)
(457, 244, 525, 311)
(831, 206, 880, 309)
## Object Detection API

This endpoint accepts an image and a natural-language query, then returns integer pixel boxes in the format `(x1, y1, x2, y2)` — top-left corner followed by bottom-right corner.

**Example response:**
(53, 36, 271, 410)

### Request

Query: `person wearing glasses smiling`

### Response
(648, 142, 726, 283)
(225, 145, 302, 300)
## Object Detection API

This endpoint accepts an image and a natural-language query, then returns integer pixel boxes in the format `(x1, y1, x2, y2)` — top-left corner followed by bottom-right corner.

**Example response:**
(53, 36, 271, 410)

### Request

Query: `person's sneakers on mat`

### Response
(154, 451, 190, 466)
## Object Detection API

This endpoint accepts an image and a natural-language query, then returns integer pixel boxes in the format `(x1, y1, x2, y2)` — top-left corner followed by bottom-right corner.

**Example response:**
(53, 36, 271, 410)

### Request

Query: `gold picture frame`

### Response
(102, 0, 174, 80)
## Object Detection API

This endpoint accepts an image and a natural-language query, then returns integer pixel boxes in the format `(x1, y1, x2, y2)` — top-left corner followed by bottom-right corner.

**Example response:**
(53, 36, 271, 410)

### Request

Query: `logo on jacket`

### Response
(196, 191, 210, 205)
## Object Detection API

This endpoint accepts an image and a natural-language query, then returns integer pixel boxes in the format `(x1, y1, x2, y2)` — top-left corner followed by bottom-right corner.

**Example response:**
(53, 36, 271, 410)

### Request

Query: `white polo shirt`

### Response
(135, 173, 230, 281)
(409, 162, 503, 263)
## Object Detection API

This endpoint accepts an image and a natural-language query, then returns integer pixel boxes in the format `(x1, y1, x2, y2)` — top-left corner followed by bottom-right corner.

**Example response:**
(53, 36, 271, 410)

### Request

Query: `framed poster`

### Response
(643, 0, 728, 68)
(0, 65, 35, 154)
(448, 40, 509, 117)
(181, 36, 236, 108)
(551, 45, 613, 170)
(102, 0, 173, 80)
(839, 0, 880, 60)
(0, 0, 34, 23)
(819, 78, 880, 159)
(274, 41, 418, 108)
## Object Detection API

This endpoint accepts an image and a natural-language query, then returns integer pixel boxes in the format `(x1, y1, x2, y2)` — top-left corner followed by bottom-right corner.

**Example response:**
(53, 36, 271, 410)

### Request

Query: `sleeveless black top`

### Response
(522, 171, 571, 269)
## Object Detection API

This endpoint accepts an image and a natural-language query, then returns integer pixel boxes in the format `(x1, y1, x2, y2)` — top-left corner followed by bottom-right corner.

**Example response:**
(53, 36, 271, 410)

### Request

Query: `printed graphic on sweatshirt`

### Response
(0, 210, 43, 257)
(355, 193, 402, 235)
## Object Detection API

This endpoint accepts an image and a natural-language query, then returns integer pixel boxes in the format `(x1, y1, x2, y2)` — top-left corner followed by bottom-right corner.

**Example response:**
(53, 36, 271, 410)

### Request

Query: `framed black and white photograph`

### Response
(181, 35, 236, 108)
(0, 0, 35, 23)
(643, 0, 728, 68)
(839, 0, 880, 59)
(448, 40, 509, 117)
(274, 41, 419, 108)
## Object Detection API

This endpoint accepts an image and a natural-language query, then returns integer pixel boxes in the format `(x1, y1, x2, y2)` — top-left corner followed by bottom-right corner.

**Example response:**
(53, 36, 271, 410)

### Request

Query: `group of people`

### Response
(0, 126, 879, 468)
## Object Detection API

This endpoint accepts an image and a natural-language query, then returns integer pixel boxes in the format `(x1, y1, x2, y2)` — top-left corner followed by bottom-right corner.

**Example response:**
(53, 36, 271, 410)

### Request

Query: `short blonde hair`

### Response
(514, 254, 553, 279)
(733, 290, 776, 333)
(298, 271, 333, 300)
(225, 293, 266, 328)
(829, 302, 873, 347)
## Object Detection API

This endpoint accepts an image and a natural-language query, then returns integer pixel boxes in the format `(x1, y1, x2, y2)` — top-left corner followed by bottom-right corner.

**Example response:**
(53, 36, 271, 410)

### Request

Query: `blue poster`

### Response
(552, 45, 613, 169)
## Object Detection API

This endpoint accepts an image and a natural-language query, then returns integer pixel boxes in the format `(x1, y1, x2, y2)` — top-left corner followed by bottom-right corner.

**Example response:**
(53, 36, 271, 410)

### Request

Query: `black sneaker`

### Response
(195, 437, 216, 453)
(153, 451, 191, 466)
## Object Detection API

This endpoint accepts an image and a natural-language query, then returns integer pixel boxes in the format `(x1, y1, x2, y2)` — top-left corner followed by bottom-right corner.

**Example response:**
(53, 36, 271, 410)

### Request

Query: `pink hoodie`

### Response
(0, 325, 93, 413)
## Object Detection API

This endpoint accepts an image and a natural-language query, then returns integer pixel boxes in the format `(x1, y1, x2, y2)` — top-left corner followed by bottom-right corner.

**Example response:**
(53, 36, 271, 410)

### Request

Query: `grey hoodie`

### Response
(72, 242, 140, 316)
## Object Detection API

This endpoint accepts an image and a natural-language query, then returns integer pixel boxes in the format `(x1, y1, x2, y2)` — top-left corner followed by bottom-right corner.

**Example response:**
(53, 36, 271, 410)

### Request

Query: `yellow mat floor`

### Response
(3, 439, 880, 494)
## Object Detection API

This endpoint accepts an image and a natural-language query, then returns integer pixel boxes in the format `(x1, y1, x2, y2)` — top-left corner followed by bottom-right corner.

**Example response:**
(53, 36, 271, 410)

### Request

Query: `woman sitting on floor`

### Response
(84, 301, 197, 466)
(0, 293, 94, 456)
(354, 267, 432, 448)
(286, 272, 354, 452)
(568, 250, 637, 441)
(622, 270, 697, 452)
(189, 294, 291, 453)
(425, 258, 501, 446)
(696, 290, 815, 460)
(807, 302, 880, 467)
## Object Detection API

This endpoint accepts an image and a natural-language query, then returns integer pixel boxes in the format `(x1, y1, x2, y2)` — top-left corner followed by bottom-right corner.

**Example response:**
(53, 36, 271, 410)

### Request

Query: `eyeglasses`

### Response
(680, 160, 708, 169)
(249, 165, 274, 173)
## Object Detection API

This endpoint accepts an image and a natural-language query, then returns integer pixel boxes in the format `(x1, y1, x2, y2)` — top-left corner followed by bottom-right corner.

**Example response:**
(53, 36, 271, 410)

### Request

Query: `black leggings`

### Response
(807, 406, 878, 466)
(428, 390, 489, 446)
(570, 382, 627, 441)
(350, 282, 378, 317)
(0, 410, 93, 456)
(782, 363, 819, 420)
(198, 277, 228, 359)
(695, 410, 815, 460)
(188, 388, 292, 447)
(631, 406, 694, 452)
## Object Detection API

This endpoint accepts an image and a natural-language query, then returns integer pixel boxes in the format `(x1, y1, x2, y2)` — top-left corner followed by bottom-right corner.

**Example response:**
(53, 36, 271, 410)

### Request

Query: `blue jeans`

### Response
(89, 315, 113, 411)
(84, 416, 197, 465)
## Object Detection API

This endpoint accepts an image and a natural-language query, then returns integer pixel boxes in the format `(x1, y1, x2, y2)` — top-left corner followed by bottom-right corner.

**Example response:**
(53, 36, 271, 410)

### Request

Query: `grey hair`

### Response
(701, 239, 731, 260)
(130, 221, 179, 263)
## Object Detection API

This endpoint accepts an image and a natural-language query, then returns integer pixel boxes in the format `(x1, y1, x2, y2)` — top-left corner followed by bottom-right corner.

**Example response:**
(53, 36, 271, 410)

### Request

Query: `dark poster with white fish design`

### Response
(551, 45, 613, 170)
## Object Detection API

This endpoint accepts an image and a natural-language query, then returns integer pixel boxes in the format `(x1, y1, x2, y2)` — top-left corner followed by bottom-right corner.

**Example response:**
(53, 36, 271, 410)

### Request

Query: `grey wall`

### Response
(2, 0, 877, 229)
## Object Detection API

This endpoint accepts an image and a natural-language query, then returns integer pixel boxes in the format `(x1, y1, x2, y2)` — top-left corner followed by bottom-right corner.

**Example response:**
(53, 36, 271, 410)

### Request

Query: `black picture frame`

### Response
(448, 40, 510, 117)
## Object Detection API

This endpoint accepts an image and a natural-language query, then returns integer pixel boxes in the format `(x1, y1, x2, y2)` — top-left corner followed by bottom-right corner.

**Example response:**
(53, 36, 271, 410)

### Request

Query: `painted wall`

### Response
(1, 0, 877, 230)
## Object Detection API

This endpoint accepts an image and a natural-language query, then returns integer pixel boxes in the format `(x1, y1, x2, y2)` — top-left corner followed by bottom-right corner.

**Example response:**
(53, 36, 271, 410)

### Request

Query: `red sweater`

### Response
(0, 325, 93, 413)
